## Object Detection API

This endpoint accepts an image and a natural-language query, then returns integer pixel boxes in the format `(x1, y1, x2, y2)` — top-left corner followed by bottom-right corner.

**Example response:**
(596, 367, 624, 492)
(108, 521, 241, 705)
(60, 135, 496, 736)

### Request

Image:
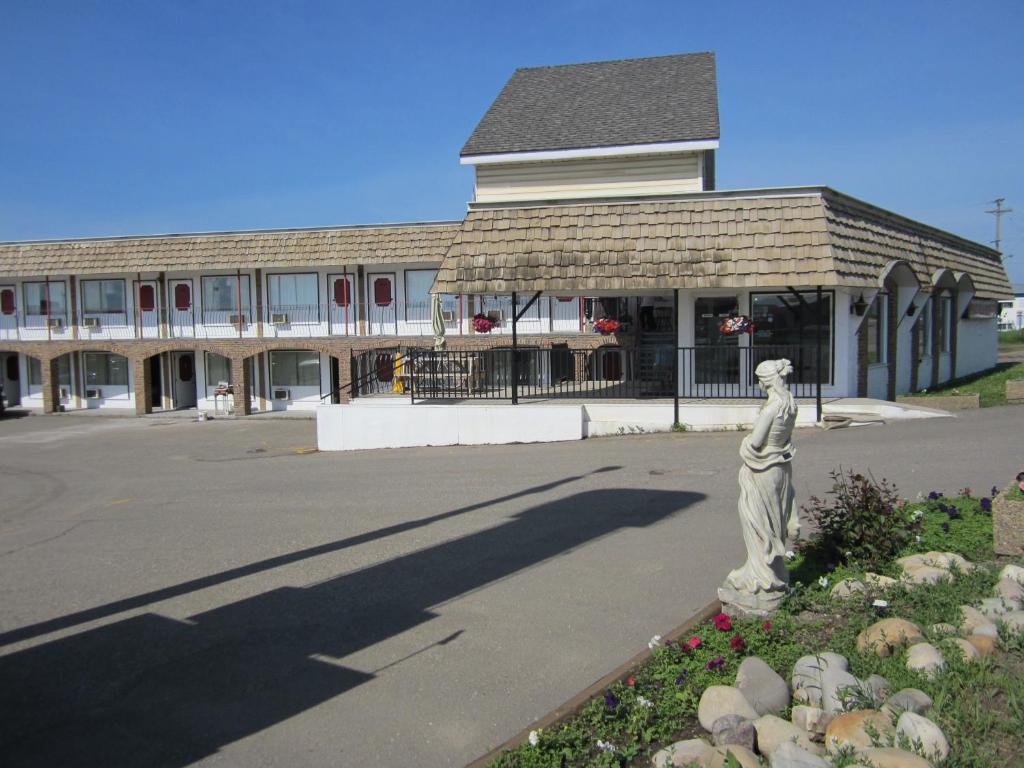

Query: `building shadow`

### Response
(0, 486, 703, 767)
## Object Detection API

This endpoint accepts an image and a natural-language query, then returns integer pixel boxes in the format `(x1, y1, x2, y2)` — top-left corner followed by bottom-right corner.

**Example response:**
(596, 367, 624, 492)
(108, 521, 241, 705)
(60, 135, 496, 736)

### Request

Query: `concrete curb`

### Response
(465, 599, 722, 768)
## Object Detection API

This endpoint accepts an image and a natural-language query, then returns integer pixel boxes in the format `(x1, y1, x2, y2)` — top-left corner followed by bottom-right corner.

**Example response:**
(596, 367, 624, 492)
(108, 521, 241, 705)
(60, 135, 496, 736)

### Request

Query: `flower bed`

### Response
(484, 480, 1024, 768)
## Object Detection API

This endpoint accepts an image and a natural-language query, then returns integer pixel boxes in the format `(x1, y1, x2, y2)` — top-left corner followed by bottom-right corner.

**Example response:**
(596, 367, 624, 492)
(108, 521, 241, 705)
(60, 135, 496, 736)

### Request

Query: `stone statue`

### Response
(718, 359, 801, 617)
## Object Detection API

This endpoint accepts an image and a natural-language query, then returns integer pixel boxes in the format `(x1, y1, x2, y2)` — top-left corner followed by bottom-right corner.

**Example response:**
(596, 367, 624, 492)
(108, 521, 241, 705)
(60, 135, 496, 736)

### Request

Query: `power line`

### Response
(986, 198, 1013, 253)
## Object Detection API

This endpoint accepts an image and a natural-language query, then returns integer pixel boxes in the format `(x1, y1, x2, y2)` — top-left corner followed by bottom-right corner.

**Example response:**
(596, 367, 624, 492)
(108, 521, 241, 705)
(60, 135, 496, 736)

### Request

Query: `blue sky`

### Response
(2, 1, 1022, 280)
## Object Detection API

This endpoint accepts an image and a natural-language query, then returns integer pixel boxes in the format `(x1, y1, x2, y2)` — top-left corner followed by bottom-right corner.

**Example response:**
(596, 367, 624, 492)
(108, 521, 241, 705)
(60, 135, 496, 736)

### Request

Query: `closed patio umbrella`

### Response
(432, 293, 447, 351)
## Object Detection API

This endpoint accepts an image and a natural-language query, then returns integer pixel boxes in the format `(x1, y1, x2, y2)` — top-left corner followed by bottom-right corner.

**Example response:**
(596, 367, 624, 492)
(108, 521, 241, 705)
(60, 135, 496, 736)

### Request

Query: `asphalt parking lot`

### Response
(0, 407, 1021, 767)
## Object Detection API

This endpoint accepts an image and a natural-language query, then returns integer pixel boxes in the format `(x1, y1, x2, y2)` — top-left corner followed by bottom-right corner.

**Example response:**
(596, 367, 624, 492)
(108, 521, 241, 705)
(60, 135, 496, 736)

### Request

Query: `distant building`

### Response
(999, 285, 1024, 331)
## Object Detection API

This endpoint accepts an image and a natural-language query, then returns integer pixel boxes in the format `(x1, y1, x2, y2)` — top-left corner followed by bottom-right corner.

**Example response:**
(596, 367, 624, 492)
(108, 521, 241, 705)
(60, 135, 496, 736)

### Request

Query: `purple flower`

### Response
(705, 656, 725, 671)
(981, 497, 993, 512)
(937, 503, 948, 515)
(947, 506, 960, 520)
(675, 671, 687, 686)
(992, 486, 999, 498)
(928, 491, 941, 500)
(604, 690, 619, 712)
(941, 522, 950, 532)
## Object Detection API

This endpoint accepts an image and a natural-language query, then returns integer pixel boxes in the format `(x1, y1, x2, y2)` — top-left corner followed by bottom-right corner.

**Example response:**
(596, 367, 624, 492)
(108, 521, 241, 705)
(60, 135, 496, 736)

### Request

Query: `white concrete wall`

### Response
(956, 317, 998, 378)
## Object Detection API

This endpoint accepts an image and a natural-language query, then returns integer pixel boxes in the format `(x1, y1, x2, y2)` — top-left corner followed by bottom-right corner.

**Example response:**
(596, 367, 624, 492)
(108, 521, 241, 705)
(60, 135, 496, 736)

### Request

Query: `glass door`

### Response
(694, 297, 740, 388)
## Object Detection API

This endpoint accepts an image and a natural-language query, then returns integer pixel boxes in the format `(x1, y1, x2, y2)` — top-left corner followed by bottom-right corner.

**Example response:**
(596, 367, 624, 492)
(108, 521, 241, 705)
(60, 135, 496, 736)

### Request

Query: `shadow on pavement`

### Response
(1, 484, 703, 768)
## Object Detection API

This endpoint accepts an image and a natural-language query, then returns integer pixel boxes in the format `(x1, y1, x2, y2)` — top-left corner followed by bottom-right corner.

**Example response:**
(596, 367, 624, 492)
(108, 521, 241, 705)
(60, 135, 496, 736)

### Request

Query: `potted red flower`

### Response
(472, 313, 495, 333)
(593, 317, 620, 335)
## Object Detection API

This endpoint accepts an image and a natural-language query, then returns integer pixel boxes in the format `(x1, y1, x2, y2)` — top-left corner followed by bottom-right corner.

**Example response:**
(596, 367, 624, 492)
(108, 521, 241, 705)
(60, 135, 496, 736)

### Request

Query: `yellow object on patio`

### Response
(392, 353, 406, 394)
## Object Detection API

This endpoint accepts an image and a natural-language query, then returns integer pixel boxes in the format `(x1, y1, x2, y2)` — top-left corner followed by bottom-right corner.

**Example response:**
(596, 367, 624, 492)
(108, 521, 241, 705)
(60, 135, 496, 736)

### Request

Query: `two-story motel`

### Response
(0, 52, 1011, 419)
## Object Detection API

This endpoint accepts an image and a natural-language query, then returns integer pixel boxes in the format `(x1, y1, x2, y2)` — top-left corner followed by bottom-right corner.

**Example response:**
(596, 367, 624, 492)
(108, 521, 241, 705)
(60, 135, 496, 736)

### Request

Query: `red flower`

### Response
(686, 636, 702, 650)
(730, 634, 746, 651)
(761, 620, 772, 632)
(626, 675, 636, 687)
(712, 612, 733, 631)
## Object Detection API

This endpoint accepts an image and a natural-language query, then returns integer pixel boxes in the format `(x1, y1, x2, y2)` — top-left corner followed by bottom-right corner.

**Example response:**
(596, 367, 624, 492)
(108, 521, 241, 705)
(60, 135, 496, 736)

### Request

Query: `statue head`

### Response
(754, 358, 793, 392)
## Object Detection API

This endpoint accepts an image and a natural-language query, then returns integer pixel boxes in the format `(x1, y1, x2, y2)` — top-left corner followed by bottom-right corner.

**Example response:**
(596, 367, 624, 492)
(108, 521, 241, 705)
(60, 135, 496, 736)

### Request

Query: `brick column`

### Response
(39, 357, 61, 414)
(255, 268, 265, 339)
(336, 350, 352, 403)
(356, 265, 367, 337)
(231, 356, 252, 415)
(157, 272, 169, 339)
(68, 278, 80, 340)
(134, 355, 153, 416)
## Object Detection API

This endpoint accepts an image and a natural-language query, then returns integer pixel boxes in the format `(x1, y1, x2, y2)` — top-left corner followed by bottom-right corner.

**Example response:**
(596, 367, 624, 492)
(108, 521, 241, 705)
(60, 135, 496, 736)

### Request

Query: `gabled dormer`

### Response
(460, 52, 720, 204)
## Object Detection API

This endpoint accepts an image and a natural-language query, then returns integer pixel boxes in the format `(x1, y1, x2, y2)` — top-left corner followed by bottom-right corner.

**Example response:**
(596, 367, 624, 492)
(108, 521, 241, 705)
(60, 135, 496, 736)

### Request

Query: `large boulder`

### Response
(820, 667, 864, 714)
(995, 576, 1024, 602)
(881, 688, 933, 717)
(856, 618, 924, 657)
(979, 596, 1021, 619)
(897, 551, 973, 572)
(896, 711, 950, 762)
(831, 578, 866, 599)
(966, 634, 997, 657)
(999, 563, 1024, 584)
(735, 656, 790, 715)
(711, 715, 756, 753)
(697, 686, 759, 732)
(791, 653, 848, 707)
(1000, 610, 1024, 632)
(905, 642, 945, 679)
(900, 565, 949, 586)
(960, 605, 999, 637)
(824, 710, 894, 754)
(855, 747, 932, 768)
(651, 738, 712, 768)
(753, 714, 822, 757)
(701, 744, 760, 768)
(768, 741, 831, 768)
(790, 705, 833, 738)
(942, 636, 980, 662)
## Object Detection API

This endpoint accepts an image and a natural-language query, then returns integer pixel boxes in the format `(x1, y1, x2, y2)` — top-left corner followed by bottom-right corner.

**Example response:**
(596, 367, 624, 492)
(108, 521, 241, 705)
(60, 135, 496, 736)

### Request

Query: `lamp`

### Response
(906, 303, 916, 317)
(852, 293, 868, 316)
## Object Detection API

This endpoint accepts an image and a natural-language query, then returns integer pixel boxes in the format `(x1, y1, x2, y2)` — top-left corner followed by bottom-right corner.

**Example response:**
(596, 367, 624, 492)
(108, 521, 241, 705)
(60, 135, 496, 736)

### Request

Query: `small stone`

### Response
(995, 577, 1024, 602)
(651, 738, 712, 768)
(942, 636, 980, 662)
(831, 578, 866, 599)
(698, 686, 759, 732)
(856, 747, 932, 768)
(896, 711, 950, 761)
(824, 709, 894, 754)
(966, 634, 997, 656)
(753, 714, 823, 757)
(702, 744, 760, 768)
(791, 654, 848, 708)
(856, 618, 924, 657)
(999, 563, 1024, 584)
(979, 596, 1021, 619)
(735, 656, 790, 715)
(769, 741, 831, 768)
(711, 714, 756, 752)
(864, 674, 892, 706)
(881, 688, 933, 717)
(821, 667, 864, 713)
(864, 572, 899, 589)
(928, 622, 958, 636)
(900, 564, 949, 585)
(898, 551, 974, 573)
(905, 642, 945, 679)
(1000, 610, 1024, 632)
(791, 705, 833, 737)
(960, 605, 999, 637)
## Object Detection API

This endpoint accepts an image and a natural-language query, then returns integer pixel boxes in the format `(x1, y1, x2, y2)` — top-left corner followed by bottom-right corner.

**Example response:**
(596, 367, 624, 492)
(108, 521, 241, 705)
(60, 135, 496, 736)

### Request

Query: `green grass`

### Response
(999, 329, 1024, 345)
(905, 362, 1024, 407)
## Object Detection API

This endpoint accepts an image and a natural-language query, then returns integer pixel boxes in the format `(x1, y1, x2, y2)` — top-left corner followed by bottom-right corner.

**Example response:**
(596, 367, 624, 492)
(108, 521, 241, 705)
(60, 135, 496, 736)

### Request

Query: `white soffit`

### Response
(460, 139, 720, 165)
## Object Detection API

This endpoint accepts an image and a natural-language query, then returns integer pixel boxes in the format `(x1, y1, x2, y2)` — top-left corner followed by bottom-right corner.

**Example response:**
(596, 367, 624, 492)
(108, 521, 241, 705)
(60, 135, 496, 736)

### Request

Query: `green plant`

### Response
(799, 469, 920, 570)
(671, 422, 687, 433)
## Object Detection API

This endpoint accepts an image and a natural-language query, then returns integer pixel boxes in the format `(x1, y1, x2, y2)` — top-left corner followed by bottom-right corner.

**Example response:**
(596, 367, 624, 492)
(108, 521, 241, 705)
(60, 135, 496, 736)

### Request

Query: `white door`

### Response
(171, 352, 197, 408)
(169, 280, 195, 338)
(134, 280, 160, 338)
(366, 273, 396, 335)
(328, 273, 355, 335)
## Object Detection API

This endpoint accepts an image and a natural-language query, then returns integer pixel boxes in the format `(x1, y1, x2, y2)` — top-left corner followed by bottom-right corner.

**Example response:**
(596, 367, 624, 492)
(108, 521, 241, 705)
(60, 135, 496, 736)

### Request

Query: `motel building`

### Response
(0, 53, 1010, 442)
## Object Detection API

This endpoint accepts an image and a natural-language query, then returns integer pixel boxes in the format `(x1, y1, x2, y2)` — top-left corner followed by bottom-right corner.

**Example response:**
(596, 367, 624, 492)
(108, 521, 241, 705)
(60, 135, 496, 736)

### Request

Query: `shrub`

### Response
(799, 469, 920, 570)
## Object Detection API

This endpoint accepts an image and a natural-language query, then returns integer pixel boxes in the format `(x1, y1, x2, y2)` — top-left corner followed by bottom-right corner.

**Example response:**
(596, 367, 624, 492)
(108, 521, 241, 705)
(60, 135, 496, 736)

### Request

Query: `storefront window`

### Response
(205, 353, 232, 393)
(916, 300, 932, 358)
(750, 291, 833, 383)
(83, 353, 128, 387)
(864, 295, 887, 365)
(270, 351, 320, 387)
(267, 274, 318, 308)
(26, 355, 71, 387)
(937, 294, 953, 352)
(202, 275, 251, 318)
(81, 279, 127, 314)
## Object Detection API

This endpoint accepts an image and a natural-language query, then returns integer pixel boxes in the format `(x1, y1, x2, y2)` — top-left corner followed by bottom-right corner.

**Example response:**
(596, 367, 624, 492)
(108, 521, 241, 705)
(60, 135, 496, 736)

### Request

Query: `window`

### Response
(750, 290, 834, 383)
(81, 279, 127, 314)
(205, 353, 232, 393)
(23, 282, 67, 317)
(26, 356, 67, 387)
(83, 353, 128, 387)
(270, 351, 320, 387)
(0, 287, 14, 315)
(267, 273, 318, 308)
(138, 284, 156, 312)
(404, 270, 435, 320)
(864, 294, 887, 365)
(916, 300, 932, 358)
(201, 275, 251, 317)
(937, 294, 953, 353)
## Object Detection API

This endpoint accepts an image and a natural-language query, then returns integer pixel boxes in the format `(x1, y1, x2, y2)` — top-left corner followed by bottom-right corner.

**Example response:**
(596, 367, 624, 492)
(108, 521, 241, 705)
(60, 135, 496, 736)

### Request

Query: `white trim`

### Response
(460, 140, 720, 166)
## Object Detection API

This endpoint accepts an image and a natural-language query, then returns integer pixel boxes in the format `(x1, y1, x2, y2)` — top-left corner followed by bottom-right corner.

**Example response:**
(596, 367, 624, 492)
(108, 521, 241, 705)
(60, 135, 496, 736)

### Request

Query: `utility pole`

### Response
(986, 198, 1012, 253)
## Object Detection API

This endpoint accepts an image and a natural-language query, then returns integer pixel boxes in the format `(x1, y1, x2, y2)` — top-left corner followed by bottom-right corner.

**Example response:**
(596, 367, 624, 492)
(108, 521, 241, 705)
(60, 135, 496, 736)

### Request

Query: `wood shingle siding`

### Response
(0, 222, 460, 278)
(431, 189, 1010, 300)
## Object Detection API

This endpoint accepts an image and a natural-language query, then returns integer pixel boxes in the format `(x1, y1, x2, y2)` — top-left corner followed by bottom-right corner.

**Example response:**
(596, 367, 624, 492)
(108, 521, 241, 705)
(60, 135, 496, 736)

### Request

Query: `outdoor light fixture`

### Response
(906, 303, 916, 317)
(852, 293, 868, 316)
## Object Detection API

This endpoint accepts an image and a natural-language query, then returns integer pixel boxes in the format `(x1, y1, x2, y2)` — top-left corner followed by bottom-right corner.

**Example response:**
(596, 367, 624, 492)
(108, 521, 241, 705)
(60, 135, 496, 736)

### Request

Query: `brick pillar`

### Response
(231, 356, 252, 415)
(134, 356, 153, 416)
(356, 265, 367, 337)
(157, 272, 169, 339)
(256, 352, 267, 411)
(255, 268, 265, 339)
(39, 357, 61, 414)
(573, 350, 589, 382)
(336, 350, 352, 403)
(68, 278, 80, 340)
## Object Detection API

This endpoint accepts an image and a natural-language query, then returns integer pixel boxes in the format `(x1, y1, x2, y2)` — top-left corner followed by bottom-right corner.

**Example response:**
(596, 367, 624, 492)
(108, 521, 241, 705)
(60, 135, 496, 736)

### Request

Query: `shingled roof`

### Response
(0, 222, 460, 278)
(461, 52, 719, 157)
(431, 189, 1010, 300)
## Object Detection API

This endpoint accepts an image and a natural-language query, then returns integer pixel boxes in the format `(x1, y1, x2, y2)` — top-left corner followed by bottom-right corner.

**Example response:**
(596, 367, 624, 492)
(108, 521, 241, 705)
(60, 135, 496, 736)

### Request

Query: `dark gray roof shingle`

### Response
(461, 52, 720, 157)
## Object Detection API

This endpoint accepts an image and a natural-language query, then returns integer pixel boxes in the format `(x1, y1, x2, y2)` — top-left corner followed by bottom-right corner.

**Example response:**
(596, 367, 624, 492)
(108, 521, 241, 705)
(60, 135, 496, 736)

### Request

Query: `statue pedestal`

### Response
(717, 584, 787, 619)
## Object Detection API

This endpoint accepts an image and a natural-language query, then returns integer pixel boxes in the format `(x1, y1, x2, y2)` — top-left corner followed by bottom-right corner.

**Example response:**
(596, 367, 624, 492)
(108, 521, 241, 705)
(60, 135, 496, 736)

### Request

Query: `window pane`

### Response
(56, 354, 71, 386)
(916, 301, 931, 358)
(270, 351, 319, 387)
(28, 357, 42, 386)
(82, 280, 125, 313)
(84, 353, 128, 387)
(24, 282, 67, 315)
(206, 353, 232, 387)
(750, 291, 833, 383)
(269, 274, 317, 307)
(203, 276, 251, 312)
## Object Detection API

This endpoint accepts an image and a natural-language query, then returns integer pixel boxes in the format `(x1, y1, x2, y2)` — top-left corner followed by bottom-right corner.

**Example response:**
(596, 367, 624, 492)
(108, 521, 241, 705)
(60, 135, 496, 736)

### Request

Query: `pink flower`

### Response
(626, 675, 636, 687)
(761, 620, 772, 632)
(730, 634, 745, 652)
(705, 656, 725, 670)
(712, 613, 733, 631)
(686, 636, 702, 650)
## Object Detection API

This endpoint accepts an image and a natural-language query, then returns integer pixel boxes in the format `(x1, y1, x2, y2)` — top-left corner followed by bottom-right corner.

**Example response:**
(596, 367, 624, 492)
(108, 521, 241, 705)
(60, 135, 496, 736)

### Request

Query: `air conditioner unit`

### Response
(83, 316, 101, 328)
(441, 309, 456, 323)
(229, 314, 246, 325)
(85, 388, 102, 399)
(273, 388, 290, 400)
(58, 387, 69, 400)
(271, 313, 289, 324)
(48, 317, 64, 329)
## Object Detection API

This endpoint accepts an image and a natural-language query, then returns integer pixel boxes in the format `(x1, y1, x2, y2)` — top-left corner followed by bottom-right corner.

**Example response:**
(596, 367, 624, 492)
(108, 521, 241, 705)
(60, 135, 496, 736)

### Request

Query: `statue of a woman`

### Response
(718, 359, 800, 617)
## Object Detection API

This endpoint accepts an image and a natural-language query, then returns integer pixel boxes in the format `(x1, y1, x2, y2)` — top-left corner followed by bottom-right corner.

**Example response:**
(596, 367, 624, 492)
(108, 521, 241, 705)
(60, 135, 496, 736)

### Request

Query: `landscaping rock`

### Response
(966, 634, 997, 656)
(864, 572, 899, 589)
(999, 563, 1024, 584)
(881, 688, 933, 717)
(821, 667, 864, 713)
(1000, 610, 1024, 632)
(753, 714, 822, 757)
(928, 622, 958, 636)
(995, 576, 1024, 602)
(897, 551, 973, 572)
(697, 686, 759, 732)
(979, 596, 1021, 619)
(702, 744, 760, 768)
(831, 578, 866, 599)
(769, 741, 831, 768)
(960, 605, 999, 637)
(900, 564, 949, 585)
(856, 618, 924, 657)
(864, 674, 892, 706)
(942, 636, 980, 662)
(711, 715, 756, 753)
(824, 709, 894, 753)
(855, 747, 932, 768)
(651, 738, 712, 768)
(896, 711, 950, 762)
(735, 656, 790, 715)
(791, 705, 833, 738)
(791, 654, 847, 707)
(905, 642, 945, 679)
